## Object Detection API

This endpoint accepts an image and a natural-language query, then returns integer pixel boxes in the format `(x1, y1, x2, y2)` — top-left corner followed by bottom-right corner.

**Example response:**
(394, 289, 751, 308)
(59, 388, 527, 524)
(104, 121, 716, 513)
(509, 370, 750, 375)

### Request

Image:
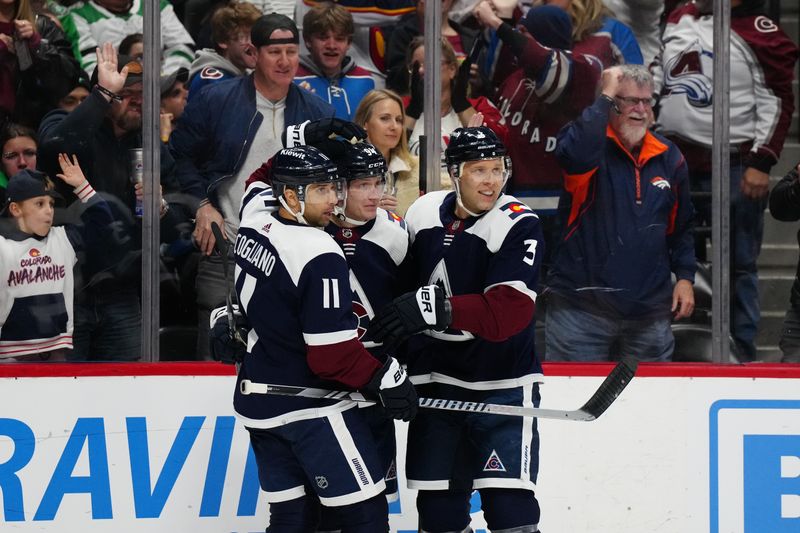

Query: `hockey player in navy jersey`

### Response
(231, 144, 416, 531)
(210, 120, 412, 518)
(315, 139, 413, 527)
(369, 126, 545, 532)
(1, 154, 113, 361)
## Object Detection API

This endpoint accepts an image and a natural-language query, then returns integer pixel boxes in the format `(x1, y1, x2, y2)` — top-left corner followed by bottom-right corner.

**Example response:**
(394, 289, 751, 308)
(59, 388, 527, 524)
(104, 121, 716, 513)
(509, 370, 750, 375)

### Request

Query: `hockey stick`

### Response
(239, 357, 638, 421)
(210, 222, 247, 358)
(210, 222, 237, 332)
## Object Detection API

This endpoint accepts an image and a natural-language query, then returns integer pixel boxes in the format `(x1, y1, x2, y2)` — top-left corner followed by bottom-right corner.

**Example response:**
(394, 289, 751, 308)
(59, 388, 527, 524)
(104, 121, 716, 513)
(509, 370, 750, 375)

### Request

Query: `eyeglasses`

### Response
(615, 96, 656, 108)
(118, 87, 143, 100)
(2, 149, 37, 161)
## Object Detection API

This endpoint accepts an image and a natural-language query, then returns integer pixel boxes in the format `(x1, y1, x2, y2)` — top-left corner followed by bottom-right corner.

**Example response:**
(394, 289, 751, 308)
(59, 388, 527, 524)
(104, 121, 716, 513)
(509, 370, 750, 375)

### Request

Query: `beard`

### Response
(114, 110, 142, 133)
(617, 122, 648, 149)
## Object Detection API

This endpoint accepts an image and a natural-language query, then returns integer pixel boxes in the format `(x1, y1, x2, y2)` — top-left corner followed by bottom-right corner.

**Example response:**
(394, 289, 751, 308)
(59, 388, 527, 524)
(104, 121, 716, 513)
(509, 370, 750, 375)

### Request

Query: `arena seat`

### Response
(159, 326, 198, 361)
(671, 323, 740, 363)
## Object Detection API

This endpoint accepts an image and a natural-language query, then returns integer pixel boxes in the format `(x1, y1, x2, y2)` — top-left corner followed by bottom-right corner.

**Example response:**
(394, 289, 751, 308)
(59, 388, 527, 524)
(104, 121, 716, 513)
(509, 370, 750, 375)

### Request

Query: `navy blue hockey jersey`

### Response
(404, 191, 545, 387)
(232, 184, 382, 427)
(324, 209, 411, 349)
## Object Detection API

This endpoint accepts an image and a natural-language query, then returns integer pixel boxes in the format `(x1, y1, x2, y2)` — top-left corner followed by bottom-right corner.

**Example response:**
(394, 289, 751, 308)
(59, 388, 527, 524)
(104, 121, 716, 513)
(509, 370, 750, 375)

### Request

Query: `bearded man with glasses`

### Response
(545, 64, 696, 363)
(36, 42, 181, 362)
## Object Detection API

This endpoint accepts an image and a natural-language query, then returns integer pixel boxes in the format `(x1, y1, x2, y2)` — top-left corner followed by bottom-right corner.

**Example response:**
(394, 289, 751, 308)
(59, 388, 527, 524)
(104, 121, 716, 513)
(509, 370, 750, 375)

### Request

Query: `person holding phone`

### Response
(0, 0, 79, 128)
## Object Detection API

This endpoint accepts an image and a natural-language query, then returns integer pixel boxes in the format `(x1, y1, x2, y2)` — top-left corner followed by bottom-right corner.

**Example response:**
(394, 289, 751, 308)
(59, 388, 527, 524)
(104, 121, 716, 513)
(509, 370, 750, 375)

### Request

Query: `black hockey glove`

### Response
(283, 118, 367, 148)
(405, 61, 424, 120)
(363, 357, 418, 421)
(209, 305, 249, 365)
(367, 285, 452, 350)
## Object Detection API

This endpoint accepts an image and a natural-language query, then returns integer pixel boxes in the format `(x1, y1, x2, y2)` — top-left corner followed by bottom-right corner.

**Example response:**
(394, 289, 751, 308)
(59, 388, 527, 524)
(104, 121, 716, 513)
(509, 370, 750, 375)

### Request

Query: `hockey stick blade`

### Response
(239, 358, 637, 421)
(572, 356, 638, 420)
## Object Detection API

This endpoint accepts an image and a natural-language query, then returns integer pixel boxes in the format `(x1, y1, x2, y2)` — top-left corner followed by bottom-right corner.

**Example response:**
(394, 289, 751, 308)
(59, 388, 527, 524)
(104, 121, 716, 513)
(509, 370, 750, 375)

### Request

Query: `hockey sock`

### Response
(480, 488, 540, 531)
(265, 496, 320, 532)
(317, 502, 342, 532)
(417, 489, 472, 532)
(335, 493, 388, 532)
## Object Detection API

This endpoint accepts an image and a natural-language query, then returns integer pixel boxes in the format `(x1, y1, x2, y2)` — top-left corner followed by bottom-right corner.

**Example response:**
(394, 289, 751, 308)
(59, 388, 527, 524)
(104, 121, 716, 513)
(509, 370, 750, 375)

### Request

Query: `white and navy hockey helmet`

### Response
(334, 141, 388, 183)
(445, 126, 512, 180)
(269, 145, 343, 202)
(325, 141, 391, 225)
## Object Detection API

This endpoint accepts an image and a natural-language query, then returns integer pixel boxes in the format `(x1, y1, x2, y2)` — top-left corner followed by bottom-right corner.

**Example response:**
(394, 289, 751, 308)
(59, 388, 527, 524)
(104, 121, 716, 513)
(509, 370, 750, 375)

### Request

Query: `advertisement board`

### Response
(0, 363, 798, 532)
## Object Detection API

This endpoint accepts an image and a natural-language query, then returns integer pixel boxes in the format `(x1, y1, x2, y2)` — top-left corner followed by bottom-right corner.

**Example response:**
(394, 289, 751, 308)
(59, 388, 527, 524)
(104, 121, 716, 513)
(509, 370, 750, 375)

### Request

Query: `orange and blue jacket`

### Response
(548, 96, 696, 319)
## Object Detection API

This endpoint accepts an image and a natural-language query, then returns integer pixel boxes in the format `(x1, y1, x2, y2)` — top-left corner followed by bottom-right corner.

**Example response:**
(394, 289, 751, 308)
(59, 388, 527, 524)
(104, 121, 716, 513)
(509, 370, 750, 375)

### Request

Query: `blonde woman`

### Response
(354, 89, 420, 216)
(542, 0, 642, 65)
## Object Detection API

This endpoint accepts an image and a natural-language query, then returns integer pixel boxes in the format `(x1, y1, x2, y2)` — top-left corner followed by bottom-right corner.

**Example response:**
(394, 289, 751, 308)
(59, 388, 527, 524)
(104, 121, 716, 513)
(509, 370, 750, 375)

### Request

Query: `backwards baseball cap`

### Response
(2, 169, 62, 214)
(90, 54, 144, 88)
(520, 5, 573, 51)
(251, 13, 299, 48)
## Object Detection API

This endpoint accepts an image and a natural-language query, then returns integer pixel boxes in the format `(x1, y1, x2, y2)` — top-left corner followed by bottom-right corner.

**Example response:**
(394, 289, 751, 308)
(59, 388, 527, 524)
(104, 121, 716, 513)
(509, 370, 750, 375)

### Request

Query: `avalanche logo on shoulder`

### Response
(710, 400, 800, 533)
(200, 67, 223, 80)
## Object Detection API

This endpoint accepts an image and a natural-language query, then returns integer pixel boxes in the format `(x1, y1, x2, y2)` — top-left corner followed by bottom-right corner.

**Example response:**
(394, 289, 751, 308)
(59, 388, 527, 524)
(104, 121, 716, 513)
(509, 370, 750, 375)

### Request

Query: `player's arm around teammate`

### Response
(231, 145, 416, 532)
(368, 127, 545, 533)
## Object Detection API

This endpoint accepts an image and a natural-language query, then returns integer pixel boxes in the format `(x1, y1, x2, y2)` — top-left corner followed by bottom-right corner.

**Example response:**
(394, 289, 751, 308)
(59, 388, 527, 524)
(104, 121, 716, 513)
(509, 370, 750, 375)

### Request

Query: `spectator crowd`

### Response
(1, 0, 799, 364)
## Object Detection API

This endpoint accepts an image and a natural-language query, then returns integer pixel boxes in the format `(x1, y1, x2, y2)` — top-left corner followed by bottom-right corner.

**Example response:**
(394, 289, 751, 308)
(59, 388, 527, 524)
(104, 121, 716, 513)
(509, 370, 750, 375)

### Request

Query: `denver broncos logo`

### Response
(651, 177, 671, 190)
(29, 248, 40, 257)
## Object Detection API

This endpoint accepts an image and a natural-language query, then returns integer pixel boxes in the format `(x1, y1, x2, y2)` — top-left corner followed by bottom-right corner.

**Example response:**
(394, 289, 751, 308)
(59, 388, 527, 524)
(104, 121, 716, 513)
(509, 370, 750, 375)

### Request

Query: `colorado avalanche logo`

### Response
(650, 177, 671, 190)
(199, 66, 223, 80)
(754, 16, 778, 33)
(352, 300, 370, 339)
(483, 450, 507, 472)
(298, 80, 315, 93)
(386, 459, 397, 481)
(29, 248, 40, 257)
(663, 41, 713, 107)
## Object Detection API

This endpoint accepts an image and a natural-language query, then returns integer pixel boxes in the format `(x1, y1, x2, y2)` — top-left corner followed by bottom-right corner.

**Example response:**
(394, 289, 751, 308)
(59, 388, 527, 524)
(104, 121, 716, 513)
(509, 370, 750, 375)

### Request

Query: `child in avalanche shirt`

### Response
(0, 154, 113, 361)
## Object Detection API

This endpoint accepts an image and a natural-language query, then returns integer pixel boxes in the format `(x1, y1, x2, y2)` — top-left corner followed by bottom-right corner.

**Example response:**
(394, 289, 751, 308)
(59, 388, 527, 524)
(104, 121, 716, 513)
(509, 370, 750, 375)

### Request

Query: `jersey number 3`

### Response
(523, 239, 538, 266)
(322, 278, 341, 309)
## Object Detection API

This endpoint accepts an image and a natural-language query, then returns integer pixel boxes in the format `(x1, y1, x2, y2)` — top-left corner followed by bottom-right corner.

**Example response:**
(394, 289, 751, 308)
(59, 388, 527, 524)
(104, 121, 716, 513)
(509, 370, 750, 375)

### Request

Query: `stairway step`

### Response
(758, 274, 794, 308)
(775, 143, 800, 176)
(757, 243, 798, 267)
(756, 346, 783, 363)
(755, 310, 785, 352)
(763, 217, 799, 244)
